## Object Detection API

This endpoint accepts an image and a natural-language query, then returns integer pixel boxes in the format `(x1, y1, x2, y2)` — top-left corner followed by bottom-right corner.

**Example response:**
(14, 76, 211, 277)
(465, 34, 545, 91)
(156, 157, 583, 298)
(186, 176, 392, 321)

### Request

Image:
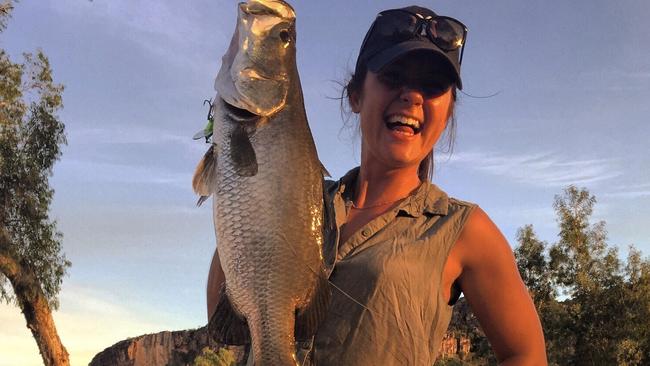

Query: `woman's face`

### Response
(351, 53, 454, 173)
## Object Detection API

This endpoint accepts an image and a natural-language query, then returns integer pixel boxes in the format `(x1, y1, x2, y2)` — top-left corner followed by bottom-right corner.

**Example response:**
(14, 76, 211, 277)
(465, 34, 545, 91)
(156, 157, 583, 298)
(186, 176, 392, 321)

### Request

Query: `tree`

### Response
(0, 2, 71, 365)
(547, 185, 626, 365)
(510, 186, 650, 365)
(514, 225, 572, 365)
(193, 347, 237, 366)
(621, 246, 650, 364)
(515, 225, 555, 306)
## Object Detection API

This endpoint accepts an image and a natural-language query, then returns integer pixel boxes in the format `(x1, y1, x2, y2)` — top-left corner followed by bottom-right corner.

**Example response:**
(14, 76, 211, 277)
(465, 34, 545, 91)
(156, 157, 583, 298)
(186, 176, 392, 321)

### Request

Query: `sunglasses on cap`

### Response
(360, 9, 468, 67)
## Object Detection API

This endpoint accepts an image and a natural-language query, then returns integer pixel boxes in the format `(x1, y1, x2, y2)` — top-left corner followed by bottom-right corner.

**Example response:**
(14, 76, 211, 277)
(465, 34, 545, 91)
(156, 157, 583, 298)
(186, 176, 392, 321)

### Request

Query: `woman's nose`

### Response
(399, 87, 424, 106)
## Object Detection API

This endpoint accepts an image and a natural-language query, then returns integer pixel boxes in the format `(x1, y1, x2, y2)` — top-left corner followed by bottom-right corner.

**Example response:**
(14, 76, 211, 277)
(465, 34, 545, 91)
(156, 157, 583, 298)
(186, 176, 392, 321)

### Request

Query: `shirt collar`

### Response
(335, 167, 449, 217)
(336, 167, 359, 200)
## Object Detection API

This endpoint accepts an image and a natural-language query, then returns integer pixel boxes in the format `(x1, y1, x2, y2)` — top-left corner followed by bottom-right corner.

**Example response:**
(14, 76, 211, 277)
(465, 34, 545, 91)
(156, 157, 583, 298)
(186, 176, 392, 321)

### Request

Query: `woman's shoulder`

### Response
(454, 205, 514, 270)
(423, 182, 477, 217)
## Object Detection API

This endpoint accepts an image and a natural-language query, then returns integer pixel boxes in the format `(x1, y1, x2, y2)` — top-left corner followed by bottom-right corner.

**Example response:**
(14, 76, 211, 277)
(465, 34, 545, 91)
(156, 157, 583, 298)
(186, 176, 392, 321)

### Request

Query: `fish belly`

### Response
(214, 108, 324, 365)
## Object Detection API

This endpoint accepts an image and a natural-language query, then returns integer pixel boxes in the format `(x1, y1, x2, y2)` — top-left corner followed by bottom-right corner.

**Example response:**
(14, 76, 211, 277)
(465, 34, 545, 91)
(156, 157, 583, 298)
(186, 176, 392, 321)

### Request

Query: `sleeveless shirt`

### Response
(309, 167, 477, 365)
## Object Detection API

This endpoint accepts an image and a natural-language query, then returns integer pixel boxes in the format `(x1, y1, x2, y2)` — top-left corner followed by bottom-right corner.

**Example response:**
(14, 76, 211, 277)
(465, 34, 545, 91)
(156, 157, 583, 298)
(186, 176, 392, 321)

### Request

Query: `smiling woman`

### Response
(352, 53, 455, 183)
(305, 5, 548, 365)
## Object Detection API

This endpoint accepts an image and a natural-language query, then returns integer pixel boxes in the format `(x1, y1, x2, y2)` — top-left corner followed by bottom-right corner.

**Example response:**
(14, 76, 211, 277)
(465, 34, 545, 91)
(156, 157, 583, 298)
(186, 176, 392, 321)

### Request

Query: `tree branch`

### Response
(0, 244, 70, 366)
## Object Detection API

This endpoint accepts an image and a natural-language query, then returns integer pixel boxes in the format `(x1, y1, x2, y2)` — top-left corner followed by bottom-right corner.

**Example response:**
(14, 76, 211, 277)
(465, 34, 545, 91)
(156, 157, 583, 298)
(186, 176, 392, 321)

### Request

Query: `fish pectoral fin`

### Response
(294, 269, 331, 342)
(207, 283, 251, 345)
(192, 144, 219, 206)
(230, 124, 258, 177)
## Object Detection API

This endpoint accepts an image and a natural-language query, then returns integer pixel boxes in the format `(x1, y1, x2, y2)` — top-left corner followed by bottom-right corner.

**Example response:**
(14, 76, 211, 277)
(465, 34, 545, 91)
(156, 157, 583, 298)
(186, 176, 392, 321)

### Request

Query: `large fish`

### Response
(193, 1, 332, 365)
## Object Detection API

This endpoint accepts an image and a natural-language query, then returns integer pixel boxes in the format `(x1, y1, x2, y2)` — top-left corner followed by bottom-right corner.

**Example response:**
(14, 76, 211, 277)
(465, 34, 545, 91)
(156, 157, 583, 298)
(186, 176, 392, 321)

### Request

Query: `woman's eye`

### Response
(423, 84, 448, 97)
(378, 72, 401, 88)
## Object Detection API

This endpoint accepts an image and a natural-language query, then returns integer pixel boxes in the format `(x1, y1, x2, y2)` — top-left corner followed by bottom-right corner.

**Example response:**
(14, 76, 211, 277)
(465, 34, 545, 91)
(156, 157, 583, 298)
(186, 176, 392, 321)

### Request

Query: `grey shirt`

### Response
(310, 168, 476, 365)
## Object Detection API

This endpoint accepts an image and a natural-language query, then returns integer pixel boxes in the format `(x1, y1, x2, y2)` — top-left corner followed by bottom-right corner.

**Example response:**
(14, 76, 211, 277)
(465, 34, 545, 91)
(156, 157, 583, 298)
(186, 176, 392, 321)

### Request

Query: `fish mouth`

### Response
(223, 99, 260, 122)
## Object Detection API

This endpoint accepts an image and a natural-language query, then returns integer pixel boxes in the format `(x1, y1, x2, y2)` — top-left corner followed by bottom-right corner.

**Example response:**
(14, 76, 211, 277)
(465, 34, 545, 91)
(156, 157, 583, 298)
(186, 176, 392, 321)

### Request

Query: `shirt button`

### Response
(361, 229, 370, 237)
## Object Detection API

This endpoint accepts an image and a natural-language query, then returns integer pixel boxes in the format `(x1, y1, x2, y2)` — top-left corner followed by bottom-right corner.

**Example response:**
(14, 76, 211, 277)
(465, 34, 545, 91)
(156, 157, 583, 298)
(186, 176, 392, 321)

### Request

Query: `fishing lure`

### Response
(193, 98, 214, 143)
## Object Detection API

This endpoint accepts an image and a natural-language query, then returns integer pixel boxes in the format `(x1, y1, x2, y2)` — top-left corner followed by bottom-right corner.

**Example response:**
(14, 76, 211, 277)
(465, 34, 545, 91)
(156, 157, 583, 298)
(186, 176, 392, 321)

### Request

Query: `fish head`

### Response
(215, 0, 297, 118)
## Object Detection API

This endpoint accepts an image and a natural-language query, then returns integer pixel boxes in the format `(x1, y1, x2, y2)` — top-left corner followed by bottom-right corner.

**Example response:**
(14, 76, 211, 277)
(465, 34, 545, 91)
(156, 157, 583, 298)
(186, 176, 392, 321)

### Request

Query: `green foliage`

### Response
(0, 1, 14, 33)
(511, 186, 650, 365)
(515, 225, 555, 305)
(0, 2, 70, 309)
(434, 357, 465, 366)
(450, 186, 650, 365)
(617, 339, 644, 366)
(193, 347, 237, 366)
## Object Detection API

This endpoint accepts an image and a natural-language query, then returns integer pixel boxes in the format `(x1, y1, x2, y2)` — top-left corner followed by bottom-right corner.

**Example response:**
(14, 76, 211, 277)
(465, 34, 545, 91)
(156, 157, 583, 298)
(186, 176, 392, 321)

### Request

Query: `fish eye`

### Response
(279, 29, 291, 43)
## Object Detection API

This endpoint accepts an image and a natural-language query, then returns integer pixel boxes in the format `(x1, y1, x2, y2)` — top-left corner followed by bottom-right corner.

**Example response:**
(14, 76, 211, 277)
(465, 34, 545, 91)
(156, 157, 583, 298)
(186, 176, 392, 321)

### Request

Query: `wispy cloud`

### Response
(68, 125, 205, 152)
(573, 68, 650, 92)
(0, 284, 195, 366)
(57, 158, 193, 189)
(602, 183, 650, 199)
(613, 69, 650, 79)
(449, 151, 621, 187)
(50, 0, 227, 73)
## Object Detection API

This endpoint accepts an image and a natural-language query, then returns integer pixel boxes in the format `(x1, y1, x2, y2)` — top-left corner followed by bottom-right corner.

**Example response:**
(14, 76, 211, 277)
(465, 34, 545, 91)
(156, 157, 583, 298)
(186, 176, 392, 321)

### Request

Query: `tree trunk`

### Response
(0, 246, 70, 366)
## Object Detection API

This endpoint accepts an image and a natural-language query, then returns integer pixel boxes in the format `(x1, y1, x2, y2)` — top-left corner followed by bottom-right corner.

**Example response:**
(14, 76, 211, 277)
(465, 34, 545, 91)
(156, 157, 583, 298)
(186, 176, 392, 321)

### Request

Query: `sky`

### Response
(2, 0, 649, 364)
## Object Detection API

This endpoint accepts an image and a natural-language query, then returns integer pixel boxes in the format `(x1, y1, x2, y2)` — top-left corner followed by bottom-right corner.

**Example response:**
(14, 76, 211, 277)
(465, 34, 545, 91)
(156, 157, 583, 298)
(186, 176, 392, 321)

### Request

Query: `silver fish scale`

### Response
(213, 99, 325, 365)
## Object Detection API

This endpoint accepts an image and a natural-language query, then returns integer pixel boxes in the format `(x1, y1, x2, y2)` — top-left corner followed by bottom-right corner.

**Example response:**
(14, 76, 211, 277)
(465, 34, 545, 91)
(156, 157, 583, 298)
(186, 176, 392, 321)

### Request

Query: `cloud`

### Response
(573, 68, 650, 92)
(449, 151, 622, 187)
(602, 183, 650, 199)
(68, 125, 204, 151)
(615, 70, 650, 79)
(59, 125, 208, 189)
(57, 158, 193, 189)
(50, 0, 227, 73)
(0, 284, 197, 366)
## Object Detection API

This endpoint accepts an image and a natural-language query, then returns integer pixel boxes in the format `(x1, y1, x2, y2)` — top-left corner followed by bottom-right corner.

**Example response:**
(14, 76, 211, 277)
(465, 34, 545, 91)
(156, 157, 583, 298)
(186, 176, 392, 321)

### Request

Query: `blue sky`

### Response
(2, 0, 649, 364)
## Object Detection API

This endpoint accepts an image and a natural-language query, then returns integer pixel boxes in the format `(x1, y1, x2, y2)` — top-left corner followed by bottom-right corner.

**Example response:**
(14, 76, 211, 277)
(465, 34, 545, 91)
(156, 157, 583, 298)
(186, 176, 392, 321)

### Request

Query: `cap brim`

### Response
(365, 40, 463, 89)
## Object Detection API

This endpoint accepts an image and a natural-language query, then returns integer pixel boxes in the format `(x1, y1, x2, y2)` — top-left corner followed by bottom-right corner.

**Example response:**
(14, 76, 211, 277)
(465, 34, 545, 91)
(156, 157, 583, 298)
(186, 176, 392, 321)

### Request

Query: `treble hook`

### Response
(193, 99, 215, 142)
(204, 99, 214, 121)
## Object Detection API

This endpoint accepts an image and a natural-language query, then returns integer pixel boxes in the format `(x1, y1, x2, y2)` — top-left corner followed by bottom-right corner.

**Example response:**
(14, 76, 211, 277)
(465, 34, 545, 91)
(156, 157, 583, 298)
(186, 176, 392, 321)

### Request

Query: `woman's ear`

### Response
(349, 90, 361, 113)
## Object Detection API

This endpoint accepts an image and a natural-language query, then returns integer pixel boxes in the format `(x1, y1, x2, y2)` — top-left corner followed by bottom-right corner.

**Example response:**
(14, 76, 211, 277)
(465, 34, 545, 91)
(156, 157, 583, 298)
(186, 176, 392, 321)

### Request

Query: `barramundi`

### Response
(193, 1, 332, 365)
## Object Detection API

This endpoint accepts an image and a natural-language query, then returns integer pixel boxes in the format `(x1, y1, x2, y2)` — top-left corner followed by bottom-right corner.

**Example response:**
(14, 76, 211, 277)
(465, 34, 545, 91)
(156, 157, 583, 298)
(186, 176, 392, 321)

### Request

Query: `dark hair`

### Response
(341, 62, 458, 182)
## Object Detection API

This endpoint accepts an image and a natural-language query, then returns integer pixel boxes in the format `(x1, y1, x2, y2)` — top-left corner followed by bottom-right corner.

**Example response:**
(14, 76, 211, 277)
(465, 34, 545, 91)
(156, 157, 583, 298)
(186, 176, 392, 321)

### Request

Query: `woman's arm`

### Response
(206, 247, 225, 321)
(455, 207, 547, 365)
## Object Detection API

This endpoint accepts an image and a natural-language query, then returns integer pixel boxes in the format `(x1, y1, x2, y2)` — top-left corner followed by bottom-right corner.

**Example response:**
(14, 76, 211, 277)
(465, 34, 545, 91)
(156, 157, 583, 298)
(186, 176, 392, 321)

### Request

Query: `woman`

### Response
(208, 5, 547, 365)
(311, 5, 546, 364)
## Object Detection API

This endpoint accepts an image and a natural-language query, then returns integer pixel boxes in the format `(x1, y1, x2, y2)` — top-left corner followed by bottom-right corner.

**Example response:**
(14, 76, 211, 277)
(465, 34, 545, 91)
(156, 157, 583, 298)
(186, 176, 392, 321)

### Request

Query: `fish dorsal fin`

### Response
(192, 144, 218, 206)
(320, 161, 331, 178)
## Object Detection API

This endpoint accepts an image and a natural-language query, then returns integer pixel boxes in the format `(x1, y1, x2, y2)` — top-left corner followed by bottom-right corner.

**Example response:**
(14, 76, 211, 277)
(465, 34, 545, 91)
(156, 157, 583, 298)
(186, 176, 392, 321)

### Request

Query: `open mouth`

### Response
(223, 100, 259, 121)
(384, 114, 422, 136)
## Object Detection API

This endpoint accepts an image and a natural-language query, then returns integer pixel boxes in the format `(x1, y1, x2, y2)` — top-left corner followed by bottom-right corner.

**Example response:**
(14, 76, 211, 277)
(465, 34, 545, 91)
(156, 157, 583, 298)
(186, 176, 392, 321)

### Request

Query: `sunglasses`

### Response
(361, 9, 468, 66)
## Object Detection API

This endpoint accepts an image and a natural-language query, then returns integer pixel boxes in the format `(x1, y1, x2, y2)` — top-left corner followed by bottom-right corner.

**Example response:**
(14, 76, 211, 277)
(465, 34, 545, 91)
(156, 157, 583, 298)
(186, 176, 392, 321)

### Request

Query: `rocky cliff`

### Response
(89, 326, 245, 366)
(91, 300, 477, 366)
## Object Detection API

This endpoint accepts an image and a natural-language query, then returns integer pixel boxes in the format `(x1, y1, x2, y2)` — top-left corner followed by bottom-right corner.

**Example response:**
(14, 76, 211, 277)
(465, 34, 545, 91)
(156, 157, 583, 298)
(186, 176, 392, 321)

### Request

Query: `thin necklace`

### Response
(351, 197, 407, 210)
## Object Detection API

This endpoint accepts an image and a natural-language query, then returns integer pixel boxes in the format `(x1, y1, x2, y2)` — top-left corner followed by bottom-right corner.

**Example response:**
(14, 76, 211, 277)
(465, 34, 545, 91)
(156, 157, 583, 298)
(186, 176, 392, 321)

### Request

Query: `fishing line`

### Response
(278, 232, 372, 313)
(279, 232, 434, 365)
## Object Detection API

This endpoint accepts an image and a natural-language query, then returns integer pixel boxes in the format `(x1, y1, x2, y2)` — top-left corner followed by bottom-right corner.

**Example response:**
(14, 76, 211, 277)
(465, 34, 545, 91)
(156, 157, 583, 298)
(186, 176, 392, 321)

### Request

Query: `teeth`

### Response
(386, 114, 421, 130)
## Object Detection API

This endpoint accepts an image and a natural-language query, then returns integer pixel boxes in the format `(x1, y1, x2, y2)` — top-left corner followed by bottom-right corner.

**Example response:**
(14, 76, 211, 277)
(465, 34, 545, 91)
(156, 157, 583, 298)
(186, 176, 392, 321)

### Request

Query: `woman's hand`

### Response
(455, 207, 548, 365)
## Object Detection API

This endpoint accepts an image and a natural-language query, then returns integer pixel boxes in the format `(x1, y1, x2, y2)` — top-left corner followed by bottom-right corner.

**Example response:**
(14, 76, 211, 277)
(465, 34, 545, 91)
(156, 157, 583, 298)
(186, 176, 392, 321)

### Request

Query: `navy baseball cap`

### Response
(355, 6, 467, 89)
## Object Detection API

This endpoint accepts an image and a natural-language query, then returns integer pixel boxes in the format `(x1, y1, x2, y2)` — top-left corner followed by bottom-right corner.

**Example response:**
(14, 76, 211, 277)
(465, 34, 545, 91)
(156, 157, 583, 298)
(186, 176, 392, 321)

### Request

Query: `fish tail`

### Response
(248, 307, 299, 366)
